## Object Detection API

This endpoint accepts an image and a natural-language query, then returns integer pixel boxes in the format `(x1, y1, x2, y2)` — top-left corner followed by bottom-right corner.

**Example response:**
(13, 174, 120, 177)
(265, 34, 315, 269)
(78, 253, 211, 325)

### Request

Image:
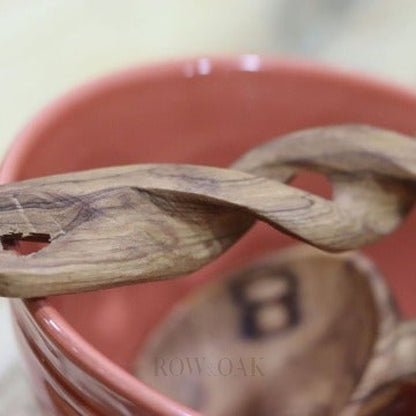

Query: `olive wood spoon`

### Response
(0, 125, 414, 297)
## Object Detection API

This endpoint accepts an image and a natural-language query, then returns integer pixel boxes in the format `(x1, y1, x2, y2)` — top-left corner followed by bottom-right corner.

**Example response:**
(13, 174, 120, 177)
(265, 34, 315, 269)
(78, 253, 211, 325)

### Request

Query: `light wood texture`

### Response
(343, 320, 416, 415)
(137, 245, 416, 416)
(0, 125, 415, 297)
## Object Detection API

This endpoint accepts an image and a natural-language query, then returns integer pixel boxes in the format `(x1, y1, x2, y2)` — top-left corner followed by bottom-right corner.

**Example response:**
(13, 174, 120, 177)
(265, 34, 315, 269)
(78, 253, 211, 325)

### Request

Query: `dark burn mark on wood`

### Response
(229, 266, 300, 340)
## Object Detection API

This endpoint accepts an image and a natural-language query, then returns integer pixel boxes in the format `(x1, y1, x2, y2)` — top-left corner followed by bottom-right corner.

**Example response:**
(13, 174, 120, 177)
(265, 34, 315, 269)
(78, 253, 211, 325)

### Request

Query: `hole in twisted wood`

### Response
(290, 170, 332, 199)
(1, 232, 51, 255)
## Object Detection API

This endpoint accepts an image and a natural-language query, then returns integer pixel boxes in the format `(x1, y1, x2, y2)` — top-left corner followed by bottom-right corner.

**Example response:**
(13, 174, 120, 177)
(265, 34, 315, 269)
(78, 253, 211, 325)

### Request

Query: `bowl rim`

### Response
(2, 55, 416, 415)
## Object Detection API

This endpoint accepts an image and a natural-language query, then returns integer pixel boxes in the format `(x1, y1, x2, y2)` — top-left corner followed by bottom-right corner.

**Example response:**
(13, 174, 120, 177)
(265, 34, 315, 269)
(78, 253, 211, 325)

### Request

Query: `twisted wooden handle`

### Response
(0, 125, 415, 297)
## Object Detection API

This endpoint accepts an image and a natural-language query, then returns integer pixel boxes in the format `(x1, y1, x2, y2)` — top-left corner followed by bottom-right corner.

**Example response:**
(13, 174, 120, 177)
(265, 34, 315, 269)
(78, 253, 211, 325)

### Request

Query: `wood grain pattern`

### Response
(343, 320, 416, 415)
(137, 245, 416, 416)
(0, 125, 415, 297)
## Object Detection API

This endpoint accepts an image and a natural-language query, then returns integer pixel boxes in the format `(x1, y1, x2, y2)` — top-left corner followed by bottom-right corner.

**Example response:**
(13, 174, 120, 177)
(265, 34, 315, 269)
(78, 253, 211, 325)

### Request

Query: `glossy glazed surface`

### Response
(2, 57, 416, 414)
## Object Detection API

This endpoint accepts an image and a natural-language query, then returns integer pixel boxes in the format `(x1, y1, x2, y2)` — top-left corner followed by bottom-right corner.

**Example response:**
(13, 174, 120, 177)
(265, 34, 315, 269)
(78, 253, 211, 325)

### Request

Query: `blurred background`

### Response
(1, 0, 416, 413)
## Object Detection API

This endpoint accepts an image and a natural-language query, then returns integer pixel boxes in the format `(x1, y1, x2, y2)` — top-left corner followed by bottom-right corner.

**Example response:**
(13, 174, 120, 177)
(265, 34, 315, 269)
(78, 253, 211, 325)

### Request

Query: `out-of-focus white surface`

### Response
(1, 0, 416, 413)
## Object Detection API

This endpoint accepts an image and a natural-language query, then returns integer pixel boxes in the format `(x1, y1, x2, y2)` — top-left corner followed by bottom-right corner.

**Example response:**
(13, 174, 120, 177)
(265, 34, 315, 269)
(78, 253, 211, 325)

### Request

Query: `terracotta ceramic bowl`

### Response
(1, 57, 415, 415)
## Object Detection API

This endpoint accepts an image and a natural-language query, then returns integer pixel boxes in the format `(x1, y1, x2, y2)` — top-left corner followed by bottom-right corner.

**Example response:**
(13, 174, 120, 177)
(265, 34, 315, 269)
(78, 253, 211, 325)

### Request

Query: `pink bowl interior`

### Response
(2, 57, 415, 408)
